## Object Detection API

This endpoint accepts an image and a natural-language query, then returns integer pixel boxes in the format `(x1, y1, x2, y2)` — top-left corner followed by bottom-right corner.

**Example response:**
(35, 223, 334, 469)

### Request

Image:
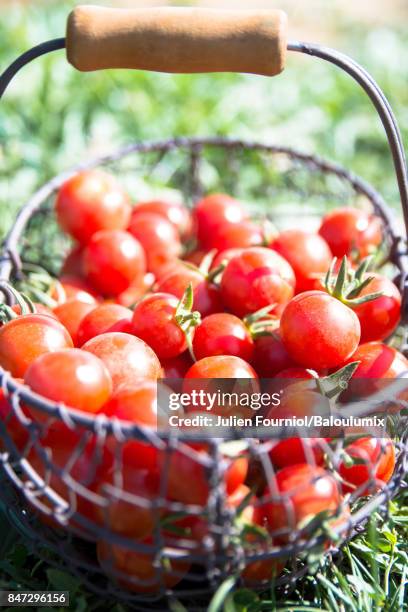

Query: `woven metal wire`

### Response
(0, 139, 407, 608)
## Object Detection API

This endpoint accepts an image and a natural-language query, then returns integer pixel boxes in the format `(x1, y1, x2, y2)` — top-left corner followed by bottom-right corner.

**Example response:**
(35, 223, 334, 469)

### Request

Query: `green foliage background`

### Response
(1, 2, 408, 239)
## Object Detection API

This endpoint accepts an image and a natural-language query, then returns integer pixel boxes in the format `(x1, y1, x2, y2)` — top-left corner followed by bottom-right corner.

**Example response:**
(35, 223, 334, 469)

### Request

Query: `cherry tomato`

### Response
(24, 348, 112, 414)
(269, 438, 327, 469)
(280, 291, 360, 369)
(82, 332, 161, 390)
(77, 303, 133, 346)
(252, 331, 296, 378)
(97, 539, 190, 593)
(352, 274, 401, 342)
(96, 466, 159, 539)
(220, 247, 295, 318)
(55, 169, 131, 244)
(53, 299, 95, 346)
(165, 447, 248, 505)
(83, 230, 146, 297)
(27, 422, 112, 532)
(0, 314, 73, 377)
(256, 464, 341, 538)
(183, 249, 207, 266)
(342, 342, 408, 411)
(10, 303, 58, 320)
(242, 558, 284, 585)
(319, 207, 382, 259)
(192, 313, 254, 362)
(131, 199, 192, 237)
(115, 272, 154, 308)
(184, 355, 258, 417)
(128, 211, 182, 275)
(209, 221, 263, 251)
(345, 342, 408, 378)
(194, 193, 248, 248)
(270, 230, 332, 293)
(185, 355, 258, 380)
(156, 267, 223, 318)
(339, 437, 395, 495)
(161, 353, 193, 379)
(131, 293, 189, 360)
(211, 247, 243, 271)
(61, 245, 84, 277)
(56, 275, 99, 305)
(275, 367, 318, 379)
(101, 381, 160, 471)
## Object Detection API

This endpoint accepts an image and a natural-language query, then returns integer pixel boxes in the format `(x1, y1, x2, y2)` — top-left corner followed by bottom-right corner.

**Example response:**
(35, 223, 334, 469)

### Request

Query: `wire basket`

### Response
(0, 7, 408, 609)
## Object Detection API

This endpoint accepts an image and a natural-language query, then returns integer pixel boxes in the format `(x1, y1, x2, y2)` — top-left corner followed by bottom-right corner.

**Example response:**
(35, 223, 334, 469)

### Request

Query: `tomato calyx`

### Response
(316, 361, 361, 400)
(243, 305, 279, 338)
(174, 283, 201, 361)
(15, 262, 60, 308)
(324, 256, 383, 307)
(0, 282, 35, 324)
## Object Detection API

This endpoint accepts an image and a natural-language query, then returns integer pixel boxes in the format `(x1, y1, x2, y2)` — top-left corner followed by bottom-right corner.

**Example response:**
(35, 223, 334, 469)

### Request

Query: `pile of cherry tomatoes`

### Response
(0, 167, 405, 592)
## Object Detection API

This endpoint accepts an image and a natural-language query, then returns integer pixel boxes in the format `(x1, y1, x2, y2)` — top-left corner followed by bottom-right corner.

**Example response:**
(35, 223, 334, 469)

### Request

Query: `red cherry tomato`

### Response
(209, 221, 263, 251)
(83, 230, 146, 297)
(256, 464, 341, 538)
(55, 170, 131, 245)
(0, 314, 73, 377)
(319, 207, 382, 259)
(352, 274, 401, 343)
(166, 447, 248, 505)
(128, 211, 182, 275)
(269, 438, 327, 469)
(101, 381, 160, 472)
(77, 303, 133, 346)
(184, 355, 258, 417)
(61, 246, 84, 277)
(339, 437, 395, 495)
(132, 199, 192, 237)
(220, 247, 295, 318)
(10, 303, 57, 320)
(280, 291, 361, 369)
(242, 558, 284, 585)
(161, 353, 193, 379)
(24, 349, 112, 414)
(97, 539, 190, 593)
(56, 275, 99, 305)
(211, 247, 243, 271)
(342, 342, 408, 411)
(53, 299, 95, 346)
(115, 272, 154, 308)
(345, 342, 408, 378)
(270, 230, 332, 293)
(27, 422, 112, 532)
(131, 293, 189, 360)
(156, 267, 222, 318)
(96, 466, 159, 539)
(194, 193, 248, 248)
(183, 249, 207, 266)
(275, 367, 318, 379)
(185, 355, 258, 380)
(192, 313, 254, 362)
(82, 332, 161, 390)
(252, 331, 296, 378)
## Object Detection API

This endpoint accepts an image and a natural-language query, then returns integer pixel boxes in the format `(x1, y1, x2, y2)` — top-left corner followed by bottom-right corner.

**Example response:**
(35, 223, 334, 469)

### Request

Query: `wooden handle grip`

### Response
(66, 6, 287, 76)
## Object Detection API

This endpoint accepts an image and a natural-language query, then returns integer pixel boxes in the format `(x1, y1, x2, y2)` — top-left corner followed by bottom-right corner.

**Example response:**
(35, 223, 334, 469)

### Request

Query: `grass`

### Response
(0, 1, 408, 610)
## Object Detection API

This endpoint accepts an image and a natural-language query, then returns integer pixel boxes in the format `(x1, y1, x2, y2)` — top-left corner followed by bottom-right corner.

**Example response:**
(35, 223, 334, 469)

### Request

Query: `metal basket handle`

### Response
(0, 9, 407, 239)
